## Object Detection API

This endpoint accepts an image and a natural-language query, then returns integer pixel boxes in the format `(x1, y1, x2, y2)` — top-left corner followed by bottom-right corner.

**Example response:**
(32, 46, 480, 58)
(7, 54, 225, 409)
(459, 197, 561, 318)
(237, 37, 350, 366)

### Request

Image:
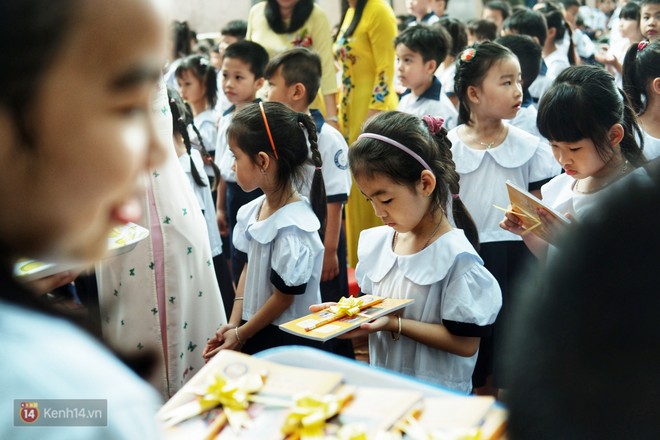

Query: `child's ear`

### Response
(425, 59, 438, 75)
(467, 85, 480, 104)
(254, 77, 265, 91)
(608, 123, 625, 147)
(257, 151, 270, 171)
(651, 77, 660, 96)
(419, 169, 437, 196)
(291, 83, 307, 103)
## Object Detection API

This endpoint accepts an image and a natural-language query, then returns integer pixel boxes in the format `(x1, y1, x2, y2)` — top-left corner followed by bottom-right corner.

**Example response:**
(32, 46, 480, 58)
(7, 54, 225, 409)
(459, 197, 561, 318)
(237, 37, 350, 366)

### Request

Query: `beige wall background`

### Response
(168, 0, 483, 36)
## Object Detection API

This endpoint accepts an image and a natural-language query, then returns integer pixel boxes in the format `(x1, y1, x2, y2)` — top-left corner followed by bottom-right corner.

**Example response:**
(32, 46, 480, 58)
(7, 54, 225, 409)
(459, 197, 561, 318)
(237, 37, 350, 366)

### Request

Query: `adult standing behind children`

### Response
(215, 41, 269, 284)
(264, 48, 354, 358)
(96, 78, 227, 399)
(335, 0, 399, 267)
(395, 25, 458, 130)
(246, 0, 339, 124)
(0, 0, 168, 436)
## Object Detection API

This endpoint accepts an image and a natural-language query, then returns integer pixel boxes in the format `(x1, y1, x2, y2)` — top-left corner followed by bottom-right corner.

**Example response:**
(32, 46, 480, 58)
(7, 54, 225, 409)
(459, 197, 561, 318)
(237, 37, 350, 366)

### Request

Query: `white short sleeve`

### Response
(271, 231, 316, 287)
(442, 255, 502, 327)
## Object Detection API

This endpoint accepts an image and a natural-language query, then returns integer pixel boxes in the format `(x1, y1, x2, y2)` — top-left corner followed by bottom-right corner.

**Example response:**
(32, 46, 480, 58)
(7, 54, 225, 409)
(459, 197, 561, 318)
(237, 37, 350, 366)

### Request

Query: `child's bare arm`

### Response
(343, 315, 480, 357)
(219, 289, 294, 350)
(321, 202, 342, 282)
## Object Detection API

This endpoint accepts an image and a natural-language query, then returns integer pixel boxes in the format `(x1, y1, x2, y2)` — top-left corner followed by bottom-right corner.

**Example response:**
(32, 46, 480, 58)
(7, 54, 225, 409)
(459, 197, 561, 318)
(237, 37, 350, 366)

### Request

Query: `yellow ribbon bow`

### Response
(199, 372, 264, 432)
(281, 388, 354, 440)
(329, 296, 365, 317)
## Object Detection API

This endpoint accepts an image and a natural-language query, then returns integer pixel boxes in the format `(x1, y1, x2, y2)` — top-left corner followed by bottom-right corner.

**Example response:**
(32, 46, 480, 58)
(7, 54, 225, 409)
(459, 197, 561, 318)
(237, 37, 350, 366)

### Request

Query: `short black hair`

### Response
(620, 0, 641, 21)
(434, 17, 468, 58)
(496, 34, 542, 91)
(467, 19, 498, 42)
(503, 8, 548, 47)
(394, 24, 452, 66)
(485, 1, 512, 21)
(222, 40, 269, 78)
(264, 48, 322, 106)
(220, 20, 247, 39)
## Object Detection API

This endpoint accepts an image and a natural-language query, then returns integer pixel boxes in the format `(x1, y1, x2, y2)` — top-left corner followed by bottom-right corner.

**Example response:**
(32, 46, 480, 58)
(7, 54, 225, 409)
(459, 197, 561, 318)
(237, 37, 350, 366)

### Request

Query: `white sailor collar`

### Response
(195, 109, 216, 125)
(240, 195, 320, 244)
(452, 128, 539, 174)
(356, 227, 481, 285)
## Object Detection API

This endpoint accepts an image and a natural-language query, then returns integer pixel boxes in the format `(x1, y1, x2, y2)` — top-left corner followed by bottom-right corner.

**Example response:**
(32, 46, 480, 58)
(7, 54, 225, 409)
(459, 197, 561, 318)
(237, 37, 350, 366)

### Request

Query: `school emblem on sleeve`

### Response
(19, 402, 39, 424)
(334, 150, 348, 170)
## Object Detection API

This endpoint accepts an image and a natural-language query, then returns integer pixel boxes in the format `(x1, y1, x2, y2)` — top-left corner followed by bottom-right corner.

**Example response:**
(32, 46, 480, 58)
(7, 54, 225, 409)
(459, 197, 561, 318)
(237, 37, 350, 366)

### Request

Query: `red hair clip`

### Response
(638, 40, 649, 52)
(460, 48, 476, 62)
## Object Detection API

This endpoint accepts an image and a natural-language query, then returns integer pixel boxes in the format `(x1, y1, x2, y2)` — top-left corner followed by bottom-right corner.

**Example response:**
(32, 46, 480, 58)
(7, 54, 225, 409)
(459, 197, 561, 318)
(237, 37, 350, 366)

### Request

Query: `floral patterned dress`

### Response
(246, 2, 337, 113)
(96, 79, 226, 399)
(334, 0, 399, 267)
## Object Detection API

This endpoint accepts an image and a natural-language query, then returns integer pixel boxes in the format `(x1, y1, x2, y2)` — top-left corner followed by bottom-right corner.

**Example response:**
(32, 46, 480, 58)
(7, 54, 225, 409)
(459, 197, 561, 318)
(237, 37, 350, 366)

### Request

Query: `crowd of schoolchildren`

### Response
(3, 0, 660, 438)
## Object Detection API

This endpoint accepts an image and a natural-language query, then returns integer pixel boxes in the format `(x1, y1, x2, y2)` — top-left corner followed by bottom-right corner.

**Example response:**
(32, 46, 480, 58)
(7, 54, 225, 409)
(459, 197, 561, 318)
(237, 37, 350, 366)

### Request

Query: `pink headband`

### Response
(357, 133, 432, 172)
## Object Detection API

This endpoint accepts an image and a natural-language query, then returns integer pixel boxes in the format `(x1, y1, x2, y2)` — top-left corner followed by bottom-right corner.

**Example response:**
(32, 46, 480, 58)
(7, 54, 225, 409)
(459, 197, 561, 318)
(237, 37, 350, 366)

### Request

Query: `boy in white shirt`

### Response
(395, 25, 458, 129)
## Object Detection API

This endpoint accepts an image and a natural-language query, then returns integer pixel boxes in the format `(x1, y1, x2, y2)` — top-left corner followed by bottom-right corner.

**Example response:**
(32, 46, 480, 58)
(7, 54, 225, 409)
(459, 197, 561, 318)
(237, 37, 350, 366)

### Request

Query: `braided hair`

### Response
(349, 111, 479, 250)
(227, 101, 327, 235)
(167, 87, 221, 189)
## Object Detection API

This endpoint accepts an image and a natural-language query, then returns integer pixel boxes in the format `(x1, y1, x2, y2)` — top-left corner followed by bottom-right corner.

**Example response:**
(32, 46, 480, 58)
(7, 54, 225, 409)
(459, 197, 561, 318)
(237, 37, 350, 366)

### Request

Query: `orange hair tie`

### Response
(259, 102, 279, 160)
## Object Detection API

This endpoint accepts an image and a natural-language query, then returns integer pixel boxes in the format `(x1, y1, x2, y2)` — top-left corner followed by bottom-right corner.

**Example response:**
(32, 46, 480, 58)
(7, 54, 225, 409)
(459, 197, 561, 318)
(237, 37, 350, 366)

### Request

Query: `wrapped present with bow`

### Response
(279, 295, 415, 342)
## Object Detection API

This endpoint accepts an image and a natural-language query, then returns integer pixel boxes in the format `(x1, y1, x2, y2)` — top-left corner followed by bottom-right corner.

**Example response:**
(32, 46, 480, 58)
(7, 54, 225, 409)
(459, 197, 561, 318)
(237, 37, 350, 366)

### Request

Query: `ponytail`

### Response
(618, 88, 646, 167)
(564, 21, 577, 66)
(427, 124, 480, 251)
(188, 113, 221, 191)
(180, 120, 208, 189)
(297, 112, 327, 237)
(203, 62, 218, 109)
(623, 41, 646, 115)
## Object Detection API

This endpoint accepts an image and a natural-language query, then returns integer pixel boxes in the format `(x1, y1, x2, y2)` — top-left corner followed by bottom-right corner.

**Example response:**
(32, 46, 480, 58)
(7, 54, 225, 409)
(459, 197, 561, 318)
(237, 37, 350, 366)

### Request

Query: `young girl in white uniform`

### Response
(175, 55, 221, 185)
(314, 111, 502, 393)
(623, 40, 660, 160)
(501, 65, 647, 259)
(449, 41, 559, 394)
(168, 88, 235, 319)
(203, 101, 326, 358)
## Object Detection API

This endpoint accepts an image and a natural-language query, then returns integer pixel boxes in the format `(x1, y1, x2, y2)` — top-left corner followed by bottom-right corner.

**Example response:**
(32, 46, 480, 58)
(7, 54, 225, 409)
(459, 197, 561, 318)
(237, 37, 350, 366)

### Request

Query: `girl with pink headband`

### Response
(312, 111, 501, 393)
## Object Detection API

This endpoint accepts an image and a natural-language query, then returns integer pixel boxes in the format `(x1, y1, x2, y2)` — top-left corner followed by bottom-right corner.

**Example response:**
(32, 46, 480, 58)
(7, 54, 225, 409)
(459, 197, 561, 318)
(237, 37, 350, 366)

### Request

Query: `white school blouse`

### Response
(191, 109, 219, 178)
(233, 195, 324, 325)
(448, 124, 560, 243)
(355, 227, 502, 393)
(642, 131, 660, 161)
(177, 149, 223, 257)
(508, 104, 543, 141)
(541, 172, 607, 220)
